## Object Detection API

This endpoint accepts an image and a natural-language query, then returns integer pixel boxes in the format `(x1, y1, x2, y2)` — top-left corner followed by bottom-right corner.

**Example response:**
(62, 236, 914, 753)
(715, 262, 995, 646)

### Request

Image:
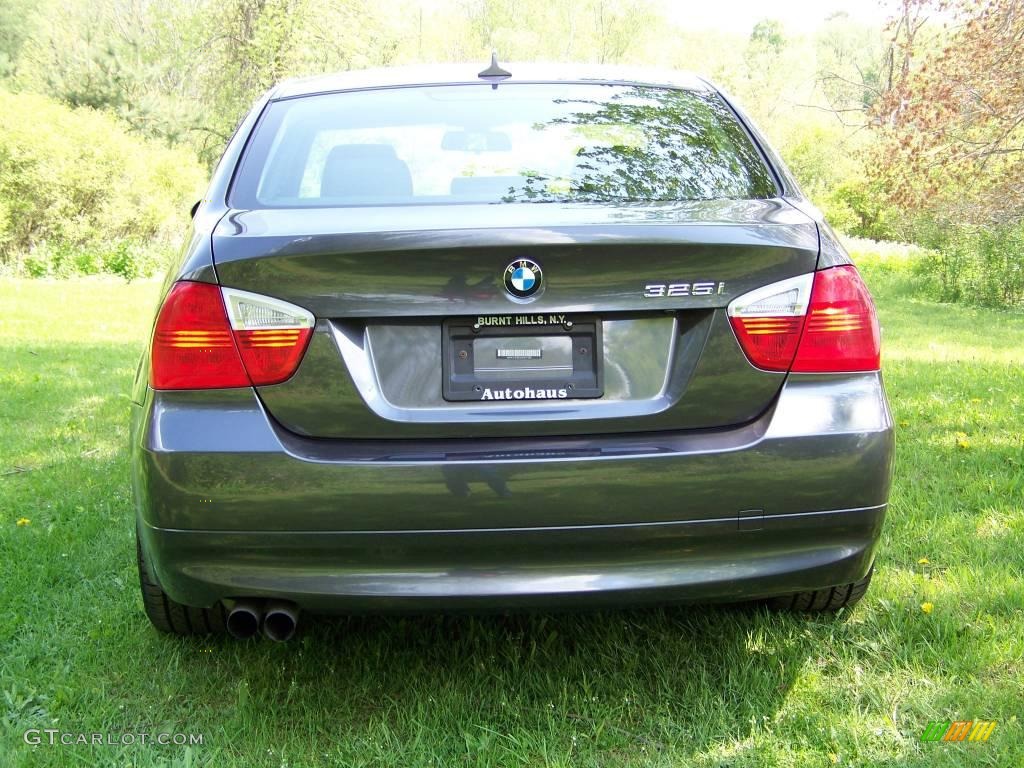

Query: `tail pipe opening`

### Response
(225, 599, 263, 640)
(262, 600, 300, 642)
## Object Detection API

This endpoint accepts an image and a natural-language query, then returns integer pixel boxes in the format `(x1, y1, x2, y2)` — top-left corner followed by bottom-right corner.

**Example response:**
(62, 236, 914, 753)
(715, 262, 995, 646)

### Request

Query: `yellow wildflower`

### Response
(920, 602, 934, 614)
(16, 517, 31, 526)
(918, 557, 929, 565)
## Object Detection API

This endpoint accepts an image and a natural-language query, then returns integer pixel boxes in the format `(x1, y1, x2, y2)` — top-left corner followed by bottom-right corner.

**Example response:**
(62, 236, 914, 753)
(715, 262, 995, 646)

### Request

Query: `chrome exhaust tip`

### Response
(262, 600, 300, 642)
(225, 599, 262, 640)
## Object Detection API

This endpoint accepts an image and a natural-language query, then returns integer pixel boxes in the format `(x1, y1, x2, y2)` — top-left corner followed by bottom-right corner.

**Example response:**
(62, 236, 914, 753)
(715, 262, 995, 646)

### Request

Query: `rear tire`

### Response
(136, 528, 226, 635)
(767, 565, 873, 612)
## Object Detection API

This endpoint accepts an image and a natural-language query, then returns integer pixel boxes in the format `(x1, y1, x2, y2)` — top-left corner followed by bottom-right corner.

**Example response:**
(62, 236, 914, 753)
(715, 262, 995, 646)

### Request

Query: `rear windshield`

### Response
(231, 83, 778, 208)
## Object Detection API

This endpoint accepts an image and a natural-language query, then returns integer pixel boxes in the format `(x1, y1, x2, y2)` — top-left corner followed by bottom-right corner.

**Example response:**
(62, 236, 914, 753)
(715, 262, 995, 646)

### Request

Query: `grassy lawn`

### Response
(1, 266, 1021, 767)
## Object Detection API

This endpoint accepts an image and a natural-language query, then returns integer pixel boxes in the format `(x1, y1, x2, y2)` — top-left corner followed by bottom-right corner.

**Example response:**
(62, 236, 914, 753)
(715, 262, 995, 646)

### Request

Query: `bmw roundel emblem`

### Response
(503, 258, 543, 299)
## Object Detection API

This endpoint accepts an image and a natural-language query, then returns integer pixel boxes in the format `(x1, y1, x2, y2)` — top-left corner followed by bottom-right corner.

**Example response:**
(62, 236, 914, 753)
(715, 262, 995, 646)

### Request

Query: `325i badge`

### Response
(643, 281, 726, 297)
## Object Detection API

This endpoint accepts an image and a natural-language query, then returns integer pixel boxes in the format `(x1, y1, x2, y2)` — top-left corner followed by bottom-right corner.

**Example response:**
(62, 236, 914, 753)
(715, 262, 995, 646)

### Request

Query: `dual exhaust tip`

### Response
(226, 599, 299, 642)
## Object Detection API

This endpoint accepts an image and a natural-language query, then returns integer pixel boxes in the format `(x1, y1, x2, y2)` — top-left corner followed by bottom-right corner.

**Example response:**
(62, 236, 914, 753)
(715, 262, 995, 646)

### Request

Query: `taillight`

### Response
(150, 282, 314, 390)
(791, 266, 881, 372)
(728, 273, 812, 371)
(221, 287, 314, 385)
(728, 266, 880, 373)
(151, 282, 249, 389)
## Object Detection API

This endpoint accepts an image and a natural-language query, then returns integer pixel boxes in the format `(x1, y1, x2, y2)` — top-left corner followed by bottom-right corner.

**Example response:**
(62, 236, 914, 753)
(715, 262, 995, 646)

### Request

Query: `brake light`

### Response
(221, 287, 315, 385)
(150, 282, 314, 390)
(728, 273, 812, 371)
(791, 266, 881, 372)
(151, 282, 248, 389)
(728, 266, 880, 373)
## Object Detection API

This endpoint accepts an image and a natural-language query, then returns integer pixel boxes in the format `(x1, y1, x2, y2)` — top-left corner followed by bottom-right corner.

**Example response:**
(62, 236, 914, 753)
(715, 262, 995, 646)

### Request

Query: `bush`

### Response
(0, 89, 205, 277)
(916, 223, 1024, 308)
(820, 176, 902, 242)
(847, 224, 1024, 310)
(775, 120, 902, 242)
(888, 216, 1023, 308)
(845, 236, 932, 296)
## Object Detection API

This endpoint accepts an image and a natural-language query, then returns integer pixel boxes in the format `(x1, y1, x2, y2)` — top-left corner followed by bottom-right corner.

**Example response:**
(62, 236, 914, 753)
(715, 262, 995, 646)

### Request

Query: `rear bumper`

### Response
(139, 505, 885, 612)
(132, 373, 894, 610)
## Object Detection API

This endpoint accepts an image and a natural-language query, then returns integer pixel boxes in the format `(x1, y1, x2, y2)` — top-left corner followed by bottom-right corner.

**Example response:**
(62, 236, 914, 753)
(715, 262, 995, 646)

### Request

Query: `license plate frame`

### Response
(442, 314, 603, 402)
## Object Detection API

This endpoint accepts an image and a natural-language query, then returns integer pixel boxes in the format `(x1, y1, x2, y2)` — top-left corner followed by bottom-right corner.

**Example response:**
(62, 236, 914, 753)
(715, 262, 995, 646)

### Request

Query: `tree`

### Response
(15, 0, 211, 147)
(815, 12, 885, 116)
(0, 0, 49, 77)
(870, 0, 1024, 225)
(739, 19, 792, 121)
(445, 0, 657, 64)
(750, 19, 784, 50)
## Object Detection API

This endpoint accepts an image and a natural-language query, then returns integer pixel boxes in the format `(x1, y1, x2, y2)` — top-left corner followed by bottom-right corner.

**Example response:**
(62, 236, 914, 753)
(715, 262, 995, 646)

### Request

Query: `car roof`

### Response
(271, 63, 714, 100)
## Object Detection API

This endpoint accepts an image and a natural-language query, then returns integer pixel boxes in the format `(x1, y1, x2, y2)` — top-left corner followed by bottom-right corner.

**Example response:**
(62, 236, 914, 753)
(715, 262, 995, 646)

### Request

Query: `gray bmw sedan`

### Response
(131, 63, 893, 640)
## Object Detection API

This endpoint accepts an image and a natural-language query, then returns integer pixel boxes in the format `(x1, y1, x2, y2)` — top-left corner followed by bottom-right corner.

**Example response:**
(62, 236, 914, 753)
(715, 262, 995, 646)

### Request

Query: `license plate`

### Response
(442, 314, 603, 402)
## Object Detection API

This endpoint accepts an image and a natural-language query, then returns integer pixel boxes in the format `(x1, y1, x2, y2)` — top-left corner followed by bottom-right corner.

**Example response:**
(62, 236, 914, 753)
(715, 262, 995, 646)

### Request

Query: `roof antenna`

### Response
(478, 51, 511, 88)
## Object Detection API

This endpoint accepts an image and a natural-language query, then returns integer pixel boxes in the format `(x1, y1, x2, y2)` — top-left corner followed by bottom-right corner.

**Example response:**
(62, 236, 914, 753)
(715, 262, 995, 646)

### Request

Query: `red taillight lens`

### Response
(729, 266, 880, 374)
(150, 282, 314, 390)
(151, 282, 249, 389)
(234, 328, 312, 385)
(729, 315, 804, 371)
(791, 266, 880, 373)
(728, 272, 812, 372)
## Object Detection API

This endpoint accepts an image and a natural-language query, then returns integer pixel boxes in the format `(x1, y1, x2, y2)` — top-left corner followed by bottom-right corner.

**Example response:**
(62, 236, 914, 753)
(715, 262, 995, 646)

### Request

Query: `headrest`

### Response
(320, 144, 413, 199)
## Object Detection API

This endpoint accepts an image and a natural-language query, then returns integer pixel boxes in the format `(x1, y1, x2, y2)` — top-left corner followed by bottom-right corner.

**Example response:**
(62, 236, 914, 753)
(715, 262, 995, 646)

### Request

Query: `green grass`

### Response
(1, 265, 1022, 767)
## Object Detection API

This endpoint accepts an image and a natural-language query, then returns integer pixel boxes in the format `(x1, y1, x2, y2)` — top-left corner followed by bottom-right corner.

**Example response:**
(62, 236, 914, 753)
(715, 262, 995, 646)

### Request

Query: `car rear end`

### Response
(131, 67, 893, 632)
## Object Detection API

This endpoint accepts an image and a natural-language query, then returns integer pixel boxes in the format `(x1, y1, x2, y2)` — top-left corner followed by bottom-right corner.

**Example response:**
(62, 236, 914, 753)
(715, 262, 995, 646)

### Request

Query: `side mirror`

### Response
(190, 199, 202, 219)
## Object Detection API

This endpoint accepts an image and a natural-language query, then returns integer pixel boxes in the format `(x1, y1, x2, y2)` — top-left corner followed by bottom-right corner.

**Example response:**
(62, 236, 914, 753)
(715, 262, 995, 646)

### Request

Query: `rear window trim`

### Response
(269, 78, 716, 102)
(227, 81, 782, 209)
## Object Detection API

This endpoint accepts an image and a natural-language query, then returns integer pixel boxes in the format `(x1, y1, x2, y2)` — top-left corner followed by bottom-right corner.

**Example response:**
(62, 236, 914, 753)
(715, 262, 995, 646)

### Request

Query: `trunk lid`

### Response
(212, 199, 819, 438)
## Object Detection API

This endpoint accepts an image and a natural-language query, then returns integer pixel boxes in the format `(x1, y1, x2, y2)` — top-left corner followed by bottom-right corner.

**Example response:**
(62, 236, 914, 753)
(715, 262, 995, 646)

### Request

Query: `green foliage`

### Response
(12, 0, 665, 166)
(822, 175, 901, 241)
(815, 12, 885, 112)
(41, 35, 137, 112)
(900, 219, 1024, 309)
(16, 0, 221, 156)
(776, 121, 850, 198)
(750, 18, 785, 50)
(734, 18, 806, 122)
(848, 226, 1024, 310)
(771, 117, 901, 241)
(846, 237, 934, 298)
(441, 0, 659, 65)
(0, 0, 45, 77)
(19, 239, 170, 280)
(0, 89, 204, 277)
